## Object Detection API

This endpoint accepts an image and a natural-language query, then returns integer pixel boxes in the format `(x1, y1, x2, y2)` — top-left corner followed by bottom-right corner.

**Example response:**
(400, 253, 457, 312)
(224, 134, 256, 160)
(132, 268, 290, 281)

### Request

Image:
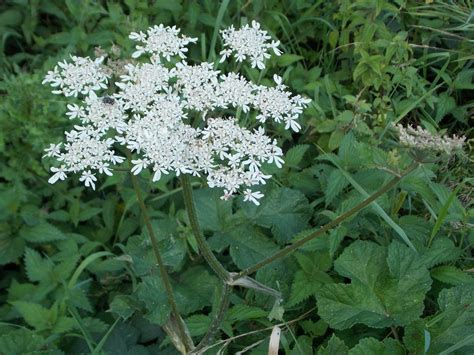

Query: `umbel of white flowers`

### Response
(42, 22, 311, 205)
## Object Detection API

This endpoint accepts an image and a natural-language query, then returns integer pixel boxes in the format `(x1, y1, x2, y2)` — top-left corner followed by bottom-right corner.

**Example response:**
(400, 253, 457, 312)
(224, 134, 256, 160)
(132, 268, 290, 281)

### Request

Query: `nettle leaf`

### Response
(11, 301, 56, 331)
(0, 329, 47, 354)
(318, 334, 349, 355)
(316, 241, 432, 329)
(24, 247, 54, 283)
(348, 338, 404, 355)
(185, 314, 211, 336)
(427, 285, 474, 354)
(241, 186, 311, 244)
(226, 304, 268, 322)
(285, 144, 310, 167)
(325, 168, 349, 205)
(19, 221, 67, 243)
(0, 229, 25, 265)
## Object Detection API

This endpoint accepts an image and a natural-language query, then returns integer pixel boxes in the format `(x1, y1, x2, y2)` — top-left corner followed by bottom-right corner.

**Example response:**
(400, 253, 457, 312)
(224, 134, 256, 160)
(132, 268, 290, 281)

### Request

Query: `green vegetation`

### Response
(0, 0, 472, 354)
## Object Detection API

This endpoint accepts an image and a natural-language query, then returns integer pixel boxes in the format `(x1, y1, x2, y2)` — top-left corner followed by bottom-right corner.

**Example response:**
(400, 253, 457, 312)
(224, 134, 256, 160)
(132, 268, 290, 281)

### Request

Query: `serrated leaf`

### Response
(227, 304, 268, 322)
(11, 301, 55, 331)
(194, 188, 233, 231)
(135, 276, 170, 326)
(110, 295, 137, 320)
(277, 54, 304, 66)
(285, 145, 310, 167)
(403, 320, 427, 354)
(174, 266, 219, 315)
(316, 241, 431, 329)
(431, 266, 474, 285)
(421, 238, 461, 268)
(0, 231, 25, 265)
(0, 329, 46, 353)
(20, 222, 66, 243)
(24, 248, 54, 283)
(325, 169, 349, 205)
(427, 285, 474, 354)
(241, 187, 311, 244)
(348, 338, 404, 355)
(228, 224, 279, 269)
(185, 315, 211, 336)
(318, 334, 349, 355)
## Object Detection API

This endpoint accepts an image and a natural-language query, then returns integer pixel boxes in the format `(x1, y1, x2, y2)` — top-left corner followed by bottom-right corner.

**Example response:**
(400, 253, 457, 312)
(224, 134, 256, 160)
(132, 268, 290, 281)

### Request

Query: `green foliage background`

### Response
(0, 0, 473, 354)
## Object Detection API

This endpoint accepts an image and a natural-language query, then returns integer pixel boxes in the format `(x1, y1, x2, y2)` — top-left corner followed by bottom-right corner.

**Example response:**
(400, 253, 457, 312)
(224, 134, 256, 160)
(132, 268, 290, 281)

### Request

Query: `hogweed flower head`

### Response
(219, 20, 281, 69)
(42, 22, 310, 203)
(397, 124, 466, 156)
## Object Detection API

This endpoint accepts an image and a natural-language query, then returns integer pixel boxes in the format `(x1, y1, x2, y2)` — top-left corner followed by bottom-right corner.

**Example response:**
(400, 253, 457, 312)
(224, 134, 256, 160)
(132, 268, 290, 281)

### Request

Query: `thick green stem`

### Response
(192, 283, 232, 354)
(233, 161, 420, 280)
(130, 173, 193, 352)
(180, 175, 231, 282)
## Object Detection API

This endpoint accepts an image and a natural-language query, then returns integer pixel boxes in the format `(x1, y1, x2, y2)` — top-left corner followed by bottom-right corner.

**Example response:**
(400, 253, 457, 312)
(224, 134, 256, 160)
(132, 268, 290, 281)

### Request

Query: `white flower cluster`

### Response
(43, 23, 310, 204)
(43, 56, 109, 97)
(397, 124, 465, 155)
(220, 20, 281, 69)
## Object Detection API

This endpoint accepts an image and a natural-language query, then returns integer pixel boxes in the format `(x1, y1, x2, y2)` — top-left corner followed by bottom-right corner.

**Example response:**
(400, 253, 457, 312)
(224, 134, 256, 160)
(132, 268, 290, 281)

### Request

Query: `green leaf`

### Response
(227, 224, 279, 269)
(318, 334, 349, 355)
(135, 276, 171, 326)
(174, 267, 219, 315)
(185, 315, 211, 336)
(0, 230, 25, 265)
(19, 221, 66, 243)
(277, 54, 304, 66)
(285, 145, 310, 167)
(403, 320, 428, 354)
(316, 241, 431, 329)
(24, 247, 54, 283)
(325, 169, 349, 205)
(194, 188, 233, 232)
(11, 301, 56, 331)
(241, 187, 311, 243)
(226, 304, 267, 322)
(431, 266, 474, 285)
(110, 295, 138, 320)
(0, 329, 46, 354)
(428, 285, 474, 354)
(348, 338, 404, 355)
(421, 238, 461, 269)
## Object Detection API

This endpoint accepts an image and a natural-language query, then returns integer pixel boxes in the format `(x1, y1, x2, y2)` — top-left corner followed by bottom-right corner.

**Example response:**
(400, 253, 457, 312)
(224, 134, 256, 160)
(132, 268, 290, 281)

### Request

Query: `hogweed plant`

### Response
(41, 22, 463, 354)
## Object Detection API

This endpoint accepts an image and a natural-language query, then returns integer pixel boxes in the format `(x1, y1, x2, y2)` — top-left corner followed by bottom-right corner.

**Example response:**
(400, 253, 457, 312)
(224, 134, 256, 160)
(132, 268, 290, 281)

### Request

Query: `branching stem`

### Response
(233, 161, 420, 280)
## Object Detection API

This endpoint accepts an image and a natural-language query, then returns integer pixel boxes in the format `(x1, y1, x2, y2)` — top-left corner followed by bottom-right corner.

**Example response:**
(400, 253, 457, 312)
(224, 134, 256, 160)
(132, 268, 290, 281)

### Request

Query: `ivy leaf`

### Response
(348, 338, 404, 355)
(241, 187, 311, 244)
(19, 221, 66, 243)
(428, 285, 474, 354)
(315, 241, 432, 329)
(318, 334, 349, 355)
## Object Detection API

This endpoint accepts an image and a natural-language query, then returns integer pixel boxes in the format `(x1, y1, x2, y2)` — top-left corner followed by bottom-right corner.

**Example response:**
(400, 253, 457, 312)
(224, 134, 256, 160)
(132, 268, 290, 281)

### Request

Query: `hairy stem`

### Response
(180, 175, 231, 282)
(233, 161, 420, 280)
(130, 173, 193, 352)
(192, 283, 233, 354)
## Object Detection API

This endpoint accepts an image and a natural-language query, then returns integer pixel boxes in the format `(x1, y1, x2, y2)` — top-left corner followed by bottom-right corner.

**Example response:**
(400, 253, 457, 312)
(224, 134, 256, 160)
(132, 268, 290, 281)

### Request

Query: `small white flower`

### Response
(219, 20, 281, 69)
(131, 159, 148, 175)
(243, 189, 264, 206)
(43, 143, 62, 158)
(48, 165, 67, 184)
(79, 170, 97, 190)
